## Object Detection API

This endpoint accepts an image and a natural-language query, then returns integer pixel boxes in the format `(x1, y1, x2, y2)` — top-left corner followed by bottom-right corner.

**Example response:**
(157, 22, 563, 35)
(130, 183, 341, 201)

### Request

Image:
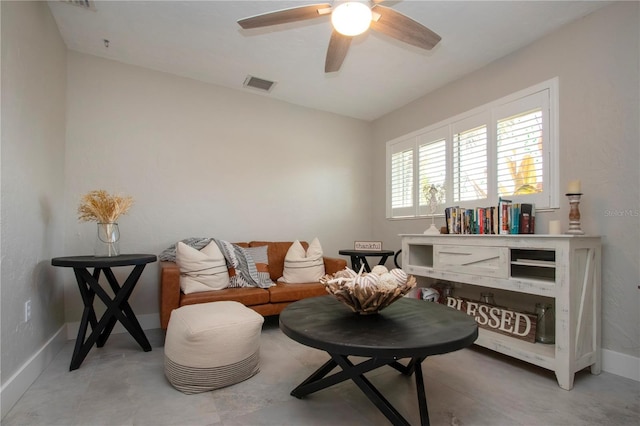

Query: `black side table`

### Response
(338, 249, 395, 272)
(51, 254, 157, 370)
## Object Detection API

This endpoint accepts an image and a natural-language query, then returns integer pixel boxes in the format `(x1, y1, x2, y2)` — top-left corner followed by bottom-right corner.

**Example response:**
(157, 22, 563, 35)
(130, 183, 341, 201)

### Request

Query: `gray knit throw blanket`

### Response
(159, 237, 272, 289)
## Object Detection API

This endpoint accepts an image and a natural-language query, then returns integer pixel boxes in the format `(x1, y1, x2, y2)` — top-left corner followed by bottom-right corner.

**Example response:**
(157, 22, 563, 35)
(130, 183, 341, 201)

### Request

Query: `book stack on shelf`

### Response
(444, 198, 535, 235)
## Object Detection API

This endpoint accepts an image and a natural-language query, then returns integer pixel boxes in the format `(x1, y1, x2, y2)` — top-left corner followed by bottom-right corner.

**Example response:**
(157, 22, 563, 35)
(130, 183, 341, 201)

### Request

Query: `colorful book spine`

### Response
(441, 201, 535, 235)
(499, 198, 512, 234)
(511, 203, 520, 234)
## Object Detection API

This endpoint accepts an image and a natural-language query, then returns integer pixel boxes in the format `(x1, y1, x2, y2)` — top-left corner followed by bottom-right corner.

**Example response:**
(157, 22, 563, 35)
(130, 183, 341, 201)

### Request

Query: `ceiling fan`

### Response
(237, 0, 441, 73)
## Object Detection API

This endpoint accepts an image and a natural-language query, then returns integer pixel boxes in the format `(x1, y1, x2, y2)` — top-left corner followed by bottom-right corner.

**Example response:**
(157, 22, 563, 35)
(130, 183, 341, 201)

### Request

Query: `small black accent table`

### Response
(338, 249, 396, 273)
(51, 254, 157, 370)
(279, 296, 478, 426)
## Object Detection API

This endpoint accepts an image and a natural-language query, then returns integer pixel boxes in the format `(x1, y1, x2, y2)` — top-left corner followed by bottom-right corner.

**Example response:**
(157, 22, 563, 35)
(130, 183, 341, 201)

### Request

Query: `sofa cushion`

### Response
(181, 287, 270, 307)
(176, 241, 230, 294)
(280, 238, 325, 283)
(249, 241, 299, 281)
(269, 282, 327, 303)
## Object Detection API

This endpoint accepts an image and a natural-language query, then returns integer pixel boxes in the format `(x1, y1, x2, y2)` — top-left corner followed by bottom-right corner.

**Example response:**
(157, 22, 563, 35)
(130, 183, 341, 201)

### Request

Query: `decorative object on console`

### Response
(566, 193, 584, 235)
(77, 189, 133, 257)
(567, 179, 581, 193)
(535, 302, 555, 344)
(321, 265, 416, 314)
(280, 238, 325, 283)
(444, 295, 537, 343)
(423, 184, 444, 235)
(548, 219, 562, 235)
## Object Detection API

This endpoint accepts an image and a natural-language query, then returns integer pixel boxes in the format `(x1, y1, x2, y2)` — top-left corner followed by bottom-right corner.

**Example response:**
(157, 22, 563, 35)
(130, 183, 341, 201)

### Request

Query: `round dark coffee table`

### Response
(279, 295, 478, 426)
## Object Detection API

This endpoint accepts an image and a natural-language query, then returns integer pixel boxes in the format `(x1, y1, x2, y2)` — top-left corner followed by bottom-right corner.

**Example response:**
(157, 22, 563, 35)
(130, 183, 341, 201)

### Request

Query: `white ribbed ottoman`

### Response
(164, 301, 264, 394)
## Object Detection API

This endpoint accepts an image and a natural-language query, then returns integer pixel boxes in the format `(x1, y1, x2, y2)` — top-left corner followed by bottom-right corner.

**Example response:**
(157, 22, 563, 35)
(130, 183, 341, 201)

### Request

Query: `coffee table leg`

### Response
(290, 354, 430, 426)
(414, 361, 430, 426)
(291, 359, 337, 398)
(292, 357, 390, 398)
(332, 355, 411, 426)
(389, 356, 423, 376)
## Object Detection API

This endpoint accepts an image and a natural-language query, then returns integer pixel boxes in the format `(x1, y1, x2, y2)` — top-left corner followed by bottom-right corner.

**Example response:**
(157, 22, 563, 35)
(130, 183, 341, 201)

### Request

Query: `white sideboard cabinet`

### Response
(401, 234, 601, 390)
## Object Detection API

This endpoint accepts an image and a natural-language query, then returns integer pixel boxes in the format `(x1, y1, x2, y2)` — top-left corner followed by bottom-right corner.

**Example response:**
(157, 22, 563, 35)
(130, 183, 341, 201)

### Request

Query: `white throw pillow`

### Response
(280, 238, 325, 283)
(176, 241, 230, 294)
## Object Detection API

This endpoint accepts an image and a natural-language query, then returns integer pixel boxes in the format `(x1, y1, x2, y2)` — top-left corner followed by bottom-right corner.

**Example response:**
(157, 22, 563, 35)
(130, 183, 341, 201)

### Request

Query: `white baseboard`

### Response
(65, 313, 160, 340)
(2, 314, 160, 420)
(1, 325, 67, 419)
(602, 349, 640, 382)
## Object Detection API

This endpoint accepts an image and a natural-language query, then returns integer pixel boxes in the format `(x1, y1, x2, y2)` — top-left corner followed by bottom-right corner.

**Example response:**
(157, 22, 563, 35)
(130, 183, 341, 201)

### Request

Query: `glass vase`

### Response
(95, 222, 120, 257)
(535, 303, 555, 344)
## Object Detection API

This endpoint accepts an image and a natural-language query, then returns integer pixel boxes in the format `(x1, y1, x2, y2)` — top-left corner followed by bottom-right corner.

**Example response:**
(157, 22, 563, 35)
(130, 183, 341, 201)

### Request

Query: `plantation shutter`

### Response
(494, 89, 550, 206)
(452, 114, 489, 203)
(388, 137, 416, 218)
(386, 79, 558, 218)
(418, 127, 448, 214)
(497, 109, 543, 195)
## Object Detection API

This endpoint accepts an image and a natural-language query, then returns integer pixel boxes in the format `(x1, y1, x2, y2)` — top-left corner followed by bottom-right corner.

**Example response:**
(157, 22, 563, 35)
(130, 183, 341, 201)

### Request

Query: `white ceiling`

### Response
(48, 0, 610, 121)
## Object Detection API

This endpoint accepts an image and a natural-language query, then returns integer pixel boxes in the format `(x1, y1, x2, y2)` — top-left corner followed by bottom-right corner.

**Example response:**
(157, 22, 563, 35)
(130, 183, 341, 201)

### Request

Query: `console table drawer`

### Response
(434, 245, 509, 278)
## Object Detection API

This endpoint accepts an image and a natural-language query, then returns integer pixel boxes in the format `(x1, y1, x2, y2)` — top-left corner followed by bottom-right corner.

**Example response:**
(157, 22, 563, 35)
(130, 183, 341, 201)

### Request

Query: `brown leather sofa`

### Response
(159, 241, 347, 329)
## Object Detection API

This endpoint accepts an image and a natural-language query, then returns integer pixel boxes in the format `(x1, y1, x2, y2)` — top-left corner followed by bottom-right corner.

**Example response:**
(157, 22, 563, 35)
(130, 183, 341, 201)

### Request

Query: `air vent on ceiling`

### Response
(61, 0, 96, 11)
(243, 76, 276, 93)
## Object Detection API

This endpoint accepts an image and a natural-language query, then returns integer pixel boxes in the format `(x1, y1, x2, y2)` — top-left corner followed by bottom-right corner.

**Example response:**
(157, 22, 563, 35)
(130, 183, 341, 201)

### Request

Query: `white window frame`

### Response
(386, 78, 559, 219)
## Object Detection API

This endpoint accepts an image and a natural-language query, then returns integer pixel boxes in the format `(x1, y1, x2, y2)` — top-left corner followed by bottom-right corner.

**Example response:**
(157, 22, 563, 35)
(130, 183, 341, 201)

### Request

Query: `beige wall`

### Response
(371, 2, 640, 358)
(63, 51, 373, 321)
(1, 0, 67, 399)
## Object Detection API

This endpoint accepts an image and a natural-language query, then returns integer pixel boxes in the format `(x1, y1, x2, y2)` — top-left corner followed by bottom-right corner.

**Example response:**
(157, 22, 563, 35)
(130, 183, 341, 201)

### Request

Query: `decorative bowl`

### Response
(320, 269, 416, 315)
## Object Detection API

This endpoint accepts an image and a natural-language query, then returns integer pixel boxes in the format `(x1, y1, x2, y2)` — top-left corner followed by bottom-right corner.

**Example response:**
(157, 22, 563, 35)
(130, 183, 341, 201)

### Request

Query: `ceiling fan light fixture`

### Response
(331, 2, 372, 36)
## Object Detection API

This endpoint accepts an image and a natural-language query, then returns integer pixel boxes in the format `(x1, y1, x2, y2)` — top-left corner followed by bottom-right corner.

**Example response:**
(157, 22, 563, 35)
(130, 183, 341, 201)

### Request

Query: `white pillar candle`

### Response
(567, 180, 581, 193)
(549, 220, 561, 235)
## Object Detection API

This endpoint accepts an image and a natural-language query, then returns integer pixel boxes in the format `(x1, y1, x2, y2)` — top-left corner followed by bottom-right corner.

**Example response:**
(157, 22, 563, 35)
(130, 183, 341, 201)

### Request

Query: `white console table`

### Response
(401, 234, 601, 390)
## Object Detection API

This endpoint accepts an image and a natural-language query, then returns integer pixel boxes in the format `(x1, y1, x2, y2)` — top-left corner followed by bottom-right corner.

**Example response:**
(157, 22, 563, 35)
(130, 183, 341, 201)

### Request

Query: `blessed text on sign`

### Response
(445, 296, 537, 343)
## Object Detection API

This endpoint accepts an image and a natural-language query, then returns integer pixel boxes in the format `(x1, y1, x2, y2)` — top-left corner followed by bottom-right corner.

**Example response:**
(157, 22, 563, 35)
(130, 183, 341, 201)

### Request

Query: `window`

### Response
(386, 78, 558, 219)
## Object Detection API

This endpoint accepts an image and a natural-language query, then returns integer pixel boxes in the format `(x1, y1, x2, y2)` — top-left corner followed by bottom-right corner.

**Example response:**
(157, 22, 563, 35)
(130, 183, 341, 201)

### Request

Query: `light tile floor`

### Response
(4, 316, 639, 425)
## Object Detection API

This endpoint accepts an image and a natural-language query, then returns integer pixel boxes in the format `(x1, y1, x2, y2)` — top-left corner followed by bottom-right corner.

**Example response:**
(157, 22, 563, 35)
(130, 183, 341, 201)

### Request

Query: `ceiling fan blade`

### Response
(325, 30, 352, 73)
(370, 5, 441, 50)
(238, 4, 332, 29)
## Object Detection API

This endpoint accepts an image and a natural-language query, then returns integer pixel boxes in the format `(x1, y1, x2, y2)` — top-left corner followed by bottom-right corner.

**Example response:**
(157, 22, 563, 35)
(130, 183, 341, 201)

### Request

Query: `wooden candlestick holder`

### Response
(566, 193, 584, 235)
